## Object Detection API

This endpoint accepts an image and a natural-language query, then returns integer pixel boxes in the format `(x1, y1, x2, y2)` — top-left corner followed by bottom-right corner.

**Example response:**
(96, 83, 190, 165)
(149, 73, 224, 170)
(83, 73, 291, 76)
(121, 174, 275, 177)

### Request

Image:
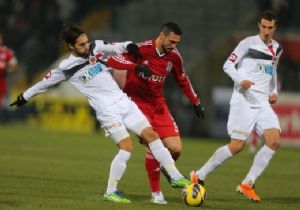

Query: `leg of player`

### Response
(144, 148, 165, 204)
(103, 128, 133, 203)
(237, 128, 280, 202)
(190, 139, 245, 184)
(160, 136, 182, 184)
(145, 136, 181, 204)
(140, 127, 191, 189)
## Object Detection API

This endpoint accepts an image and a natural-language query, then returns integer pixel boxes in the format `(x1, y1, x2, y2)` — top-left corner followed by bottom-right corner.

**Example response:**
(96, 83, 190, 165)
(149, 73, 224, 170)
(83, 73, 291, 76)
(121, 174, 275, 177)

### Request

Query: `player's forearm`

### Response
(176, 76, 200, 104)
(107, 55, 137, 71)
(23, 82, 50, 101)
(23, 69, 65, 100)
(223, 62, 245, 84)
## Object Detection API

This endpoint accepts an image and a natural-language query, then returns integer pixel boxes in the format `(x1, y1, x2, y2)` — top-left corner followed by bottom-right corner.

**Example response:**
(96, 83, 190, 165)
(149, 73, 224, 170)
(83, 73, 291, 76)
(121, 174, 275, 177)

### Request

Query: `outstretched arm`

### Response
(10, 69, 66, 107)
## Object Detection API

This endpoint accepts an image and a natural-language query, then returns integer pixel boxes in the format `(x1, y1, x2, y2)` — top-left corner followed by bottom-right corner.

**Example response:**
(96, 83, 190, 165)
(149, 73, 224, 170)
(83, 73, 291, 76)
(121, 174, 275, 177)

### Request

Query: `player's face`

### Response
(72, 34, 89, 57)
(161, 32, 181, 53)
(258, 18, 276, 43)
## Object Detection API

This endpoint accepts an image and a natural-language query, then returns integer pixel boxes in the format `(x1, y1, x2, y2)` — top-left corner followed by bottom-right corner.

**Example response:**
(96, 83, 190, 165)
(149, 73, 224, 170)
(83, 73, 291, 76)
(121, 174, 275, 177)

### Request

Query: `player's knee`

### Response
(266, 140, 280, 150)
(118, 138, 134, 153)
(140, 127, 160, 142)
(170, 150, 181, 161)
(264, 130, 280, 150)
(228, 140, 245, 155)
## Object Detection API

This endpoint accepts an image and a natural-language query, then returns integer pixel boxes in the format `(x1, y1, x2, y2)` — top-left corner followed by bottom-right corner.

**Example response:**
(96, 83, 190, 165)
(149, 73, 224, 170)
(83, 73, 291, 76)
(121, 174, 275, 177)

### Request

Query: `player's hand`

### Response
(269, 93, 277, 104)
(193, 103, 205, 119)
(135, 65, 153, 77)
(127, 43, 142, 59)
(10, 93, 27, 107)
(240, 80, 254, 89)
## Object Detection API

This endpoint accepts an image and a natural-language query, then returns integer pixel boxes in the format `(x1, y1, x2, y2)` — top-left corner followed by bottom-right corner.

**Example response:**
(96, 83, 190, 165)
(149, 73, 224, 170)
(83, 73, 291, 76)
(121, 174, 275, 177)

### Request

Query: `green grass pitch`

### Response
(0, 125, 299, 210)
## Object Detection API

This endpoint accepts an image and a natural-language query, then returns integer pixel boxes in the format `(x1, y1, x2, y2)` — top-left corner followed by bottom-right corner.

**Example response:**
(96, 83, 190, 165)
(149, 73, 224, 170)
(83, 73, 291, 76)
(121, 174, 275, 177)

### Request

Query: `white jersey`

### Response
(23, 40, 131, 116)
(223, 35, 282, 107)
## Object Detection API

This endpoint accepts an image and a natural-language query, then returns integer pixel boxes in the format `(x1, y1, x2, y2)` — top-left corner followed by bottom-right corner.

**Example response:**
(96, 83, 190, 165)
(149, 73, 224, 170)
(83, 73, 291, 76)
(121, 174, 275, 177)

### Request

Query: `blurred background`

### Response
(1, 0, 299, 145)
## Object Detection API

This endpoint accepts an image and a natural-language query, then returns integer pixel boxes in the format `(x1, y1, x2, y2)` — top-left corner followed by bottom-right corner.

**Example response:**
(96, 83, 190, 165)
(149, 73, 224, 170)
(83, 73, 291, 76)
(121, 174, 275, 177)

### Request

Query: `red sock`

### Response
(251, 132, 258, 147)
(145, 151, 160, 193)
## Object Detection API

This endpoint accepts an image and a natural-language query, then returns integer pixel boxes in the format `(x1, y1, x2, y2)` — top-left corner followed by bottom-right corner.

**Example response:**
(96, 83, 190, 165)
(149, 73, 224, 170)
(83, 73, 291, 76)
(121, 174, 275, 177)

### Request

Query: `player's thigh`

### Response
(256, 107, 281, 149)
(227, 105, 258, 140)
(98, 102, 130, 144)
(152, 103, 180, 138)
(163, 136, 182, 152)
(123, 99, 151, 136)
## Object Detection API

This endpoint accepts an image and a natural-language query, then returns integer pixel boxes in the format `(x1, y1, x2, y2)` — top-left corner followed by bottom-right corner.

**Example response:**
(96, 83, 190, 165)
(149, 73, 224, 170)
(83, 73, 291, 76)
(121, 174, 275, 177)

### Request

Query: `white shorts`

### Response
(98, 96, 151, 143)
(227, 105, 280, 140)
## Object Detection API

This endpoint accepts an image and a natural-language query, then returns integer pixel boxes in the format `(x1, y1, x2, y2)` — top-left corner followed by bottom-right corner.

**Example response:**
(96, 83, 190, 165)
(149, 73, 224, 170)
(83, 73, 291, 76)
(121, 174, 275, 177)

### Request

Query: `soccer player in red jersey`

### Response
(0, 32, 18, 109)
(107, 22, 205, 204)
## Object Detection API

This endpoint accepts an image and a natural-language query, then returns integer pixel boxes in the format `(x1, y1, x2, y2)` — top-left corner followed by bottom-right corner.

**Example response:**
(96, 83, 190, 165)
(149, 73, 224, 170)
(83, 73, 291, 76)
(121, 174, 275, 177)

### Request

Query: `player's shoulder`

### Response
(271, 38, 281, 47)
(272, 39, 283, 54)
(58, 55, 85, 70)
(239, 35, 258, 45)
(170, 48, 183, 61)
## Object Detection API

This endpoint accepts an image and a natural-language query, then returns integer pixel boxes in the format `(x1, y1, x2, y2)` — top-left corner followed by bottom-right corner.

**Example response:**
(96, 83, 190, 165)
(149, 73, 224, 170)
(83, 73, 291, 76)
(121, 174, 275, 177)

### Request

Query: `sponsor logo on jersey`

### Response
(257, 64, 273, 75)
(78, 63, 103, 84)
(138, 72, 166, 83)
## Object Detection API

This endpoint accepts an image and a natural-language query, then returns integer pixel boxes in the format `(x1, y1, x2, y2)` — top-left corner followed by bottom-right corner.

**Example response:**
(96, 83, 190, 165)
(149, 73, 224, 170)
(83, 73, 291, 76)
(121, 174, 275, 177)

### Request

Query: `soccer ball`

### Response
(182, 183, 206, 207)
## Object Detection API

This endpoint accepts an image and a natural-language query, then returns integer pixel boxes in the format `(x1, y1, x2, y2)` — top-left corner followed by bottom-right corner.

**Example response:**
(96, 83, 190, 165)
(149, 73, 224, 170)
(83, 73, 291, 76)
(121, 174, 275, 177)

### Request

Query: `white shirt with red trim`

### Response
(23, 40, 131, 113)
(223, 35, 282, 107)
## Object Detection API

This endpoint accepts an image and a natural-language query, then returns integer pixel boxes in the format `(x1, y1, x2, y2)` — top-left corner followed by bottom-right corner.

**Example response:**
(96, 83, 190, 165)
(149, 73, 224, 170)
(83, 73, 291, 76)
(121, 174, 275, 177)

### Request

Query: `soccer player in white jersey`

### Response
(10, 22, 191, 203)
(190, 11, 282, 202)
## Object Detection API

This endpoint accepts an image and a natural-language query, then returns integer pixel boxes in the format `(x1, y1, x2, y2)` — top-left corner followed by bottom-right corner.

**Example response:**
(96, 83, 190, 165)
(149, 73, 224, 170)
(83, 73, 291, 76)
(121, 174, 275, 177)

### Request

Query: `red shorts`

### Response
(135, 100, 180, 139)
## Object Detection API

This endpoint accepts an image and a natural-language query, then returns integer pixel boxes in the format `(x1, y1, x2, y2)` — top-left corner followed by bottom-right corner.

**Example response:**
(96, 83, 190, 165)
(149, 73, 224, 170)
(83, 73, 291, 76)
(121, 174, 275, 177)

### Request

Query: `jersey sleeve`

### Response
(172, 53, 200, 105)
(223, 38, 249, 83)
(23, 69, 66, 100)
(107, 54, 137, 71)
(95, 40, 131, 59)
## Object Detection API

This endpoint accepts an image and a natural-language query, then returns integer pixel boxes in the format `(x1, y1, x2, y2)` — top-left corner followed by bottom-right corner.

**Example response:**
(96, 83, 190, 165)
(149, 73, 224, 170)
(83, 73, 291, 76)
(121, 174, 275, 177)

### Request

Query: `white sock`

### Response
(197, 145, 233, 180)
(242, 145, 275, 185)
(149, 139, 182, 180)
(106, 149, 131, 194)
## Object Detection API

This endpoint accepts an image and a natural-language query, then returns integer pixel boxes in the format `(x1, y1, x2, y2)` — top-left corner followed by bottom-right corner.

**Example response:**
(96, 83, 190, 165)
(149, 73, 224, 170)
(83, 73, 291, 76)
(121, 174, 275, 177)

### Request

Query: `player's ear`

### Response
(257, 22, 261, 29)
(68, 43, 74, 50)
(158, 31, 165, 40)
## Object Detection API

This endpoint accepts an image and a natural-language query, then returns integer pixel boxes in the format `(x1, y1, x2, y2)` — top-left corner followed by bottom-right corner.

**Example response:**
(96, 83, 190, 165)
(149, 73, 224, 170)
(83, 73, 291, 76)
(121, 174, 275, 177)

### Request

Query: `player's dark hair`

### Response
(61, 22, 85, 46)
(259, 10, 278, 25)
(160, 22, 183, 36)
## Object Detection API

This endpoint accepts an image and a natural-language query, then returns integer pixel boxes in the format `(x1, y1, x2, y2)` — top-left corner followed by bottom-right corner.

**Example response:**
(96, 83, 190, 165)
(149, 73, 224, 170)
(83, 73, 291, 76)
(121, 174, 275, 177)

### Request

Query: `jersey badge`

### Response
(89, 56, 97, 64)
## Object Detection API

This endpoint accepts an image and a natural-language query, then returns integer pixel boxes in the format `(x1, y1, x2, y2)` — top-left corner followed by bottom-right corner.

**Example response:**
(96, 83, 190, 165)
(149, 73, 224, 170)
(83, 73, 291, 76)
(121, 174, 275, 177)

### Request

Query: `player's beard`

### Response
(75, 50, 89, 58)
(162, 45, 173, 54)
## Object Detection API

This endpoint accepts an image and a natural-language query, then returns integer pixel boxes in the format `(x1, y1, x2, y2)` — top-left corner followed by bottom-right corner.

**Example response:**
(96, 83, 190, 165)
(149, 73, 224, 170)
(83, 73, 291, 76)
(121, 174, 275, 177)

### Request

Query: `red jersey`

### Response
(0, 46, 14, 75)
(107, 39, 200, 104)
(0, 46, 14, 92)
